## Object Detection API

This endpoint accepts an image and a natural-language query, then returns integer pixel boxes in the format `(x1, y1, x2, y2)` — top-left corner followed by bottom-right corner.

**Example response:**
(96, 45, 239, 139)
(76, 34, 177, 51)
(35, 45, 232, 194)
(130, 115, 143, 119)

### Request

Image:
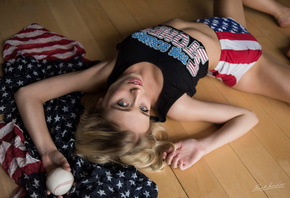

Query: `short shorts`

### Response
(196, 17, 262, 87)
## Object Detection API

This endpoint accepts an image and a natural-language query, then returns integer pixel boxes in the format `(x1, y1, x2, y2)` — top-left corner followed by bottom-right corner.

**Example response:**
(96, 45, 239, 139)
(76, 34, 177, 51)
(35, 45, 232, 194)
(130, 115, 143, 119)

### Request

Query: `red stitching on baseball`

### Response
(52, 179, 74, 195)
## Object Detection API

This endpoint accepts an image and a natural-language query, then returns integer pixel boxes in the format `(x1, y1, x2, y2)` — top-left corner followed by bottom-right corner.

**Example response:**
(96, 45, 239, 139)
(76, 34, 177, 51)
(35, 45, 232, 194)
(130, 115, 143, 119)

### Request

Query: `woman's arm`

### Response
(164, 94, 258, 170)
(14, 60, 114, 172)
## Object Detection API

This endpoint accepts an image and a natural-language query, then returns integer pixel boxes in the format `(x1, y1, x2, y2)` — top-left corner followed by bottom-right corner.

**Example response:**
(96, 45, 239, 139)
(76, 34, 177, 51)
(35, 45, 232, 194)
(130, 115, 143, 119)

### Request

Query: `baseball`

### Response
(46, 167, 74, 196)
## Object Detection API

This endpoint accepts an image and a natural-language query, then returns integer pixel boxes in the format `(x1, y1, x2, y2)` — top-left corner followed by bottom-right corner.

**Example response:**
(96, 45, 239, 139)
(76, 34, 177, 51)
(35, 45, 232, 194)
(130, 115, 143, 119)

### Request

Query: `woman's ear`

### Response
(96, 97, 103, 108)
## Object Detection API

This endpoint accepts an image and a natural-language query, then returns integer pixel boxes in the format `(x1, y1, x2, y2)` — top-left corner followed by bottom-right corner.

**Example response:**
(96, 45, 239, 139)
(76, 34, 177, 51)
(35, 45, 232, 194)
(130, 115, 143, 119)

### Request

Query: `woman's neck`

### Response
(124, 62, 163, 108)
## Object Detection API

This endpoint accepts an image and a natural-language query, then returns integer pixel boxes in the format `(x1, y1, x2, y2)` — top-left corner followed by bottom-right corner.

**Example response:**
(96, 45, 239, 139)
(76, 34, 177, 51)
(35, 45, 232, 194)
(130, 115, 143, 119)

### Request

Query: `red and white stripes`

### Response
(209, 32, 262, 87)
(0, 122, 45, 185)
(3, 24, 86, 62)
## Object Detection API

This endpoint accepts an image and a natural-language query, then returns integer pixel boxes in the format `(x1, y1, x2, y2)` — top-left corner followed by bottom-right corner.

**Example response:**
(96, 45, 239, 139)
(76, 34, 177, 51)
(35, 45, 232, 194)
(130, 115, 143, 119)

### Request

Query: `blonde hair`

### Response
(74, 108, 174, 171)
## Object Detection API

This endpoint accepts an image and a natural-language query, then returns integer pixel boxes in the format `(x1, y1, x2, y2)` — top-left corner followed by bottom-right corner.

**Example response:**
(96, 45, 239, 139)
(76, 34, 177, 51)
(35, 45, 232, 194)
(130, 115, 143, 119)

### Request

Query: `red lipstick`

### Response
(129, 78, 143, 86)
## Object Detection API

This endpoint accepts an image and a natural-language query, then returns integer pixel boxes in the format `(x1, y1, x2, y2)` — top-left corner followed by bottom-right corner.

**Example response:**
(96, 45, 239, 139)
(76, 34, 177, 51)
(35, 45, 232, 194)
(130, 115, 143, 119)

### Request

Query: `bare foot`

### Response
(276, 7, 290, 28)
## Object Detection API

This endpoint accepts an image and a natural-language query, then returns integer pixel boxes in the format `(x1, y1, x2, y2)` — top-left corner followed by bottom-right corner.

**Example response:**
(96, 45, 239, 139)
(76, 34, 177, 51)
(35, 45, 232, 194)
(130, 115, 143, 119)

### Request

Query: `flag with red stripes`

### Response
(0, 23, 87, 198)
(0, 122, 45, 197)
(0, 24, 158, 198)
(3, 23, 86, 62)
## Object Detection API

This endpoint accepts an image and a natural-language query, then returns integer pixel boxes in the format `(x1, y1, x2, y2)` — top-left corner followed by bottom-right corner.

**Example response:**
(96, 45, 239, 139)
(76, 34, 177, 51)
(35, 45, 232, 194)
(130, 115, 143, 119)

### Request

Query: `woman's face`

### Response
(101, 73, 151, 135)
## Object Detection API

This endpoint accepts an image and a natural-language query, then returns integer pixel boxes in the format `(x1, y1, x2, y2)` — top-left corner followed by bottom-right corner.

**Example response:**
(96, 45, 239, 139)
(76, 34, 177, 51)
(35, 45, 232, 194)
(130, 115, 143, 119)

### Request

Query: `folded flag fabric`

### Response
(0, 24, 158, 198)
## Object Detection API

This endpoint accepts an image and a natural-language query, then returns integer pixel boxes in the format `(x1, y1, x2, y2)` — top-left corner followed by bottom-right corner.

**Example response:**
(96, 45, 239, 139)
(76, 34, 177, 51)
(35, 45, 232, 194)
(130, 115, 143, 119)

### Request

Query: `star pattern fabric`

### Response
(196, 17, 248, 33)
(0, 24, 158, 198)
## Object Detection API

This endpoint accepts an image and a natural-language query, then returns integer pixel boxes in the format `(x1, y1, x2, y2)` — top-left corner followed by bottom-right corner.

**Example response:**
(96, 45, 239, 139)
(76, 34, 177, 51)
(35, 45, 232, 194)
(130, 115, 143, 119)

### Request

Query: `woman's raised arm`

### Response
(14, 60, 114, 173)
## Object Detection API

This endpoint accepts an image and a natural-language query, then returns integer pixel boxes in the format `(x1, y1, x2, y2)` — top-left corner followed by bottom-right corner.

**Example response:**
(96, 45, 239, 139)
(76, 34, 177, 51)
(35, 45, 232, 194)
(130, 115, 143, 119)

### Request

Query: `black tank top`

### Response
(108, 25, 209, 122)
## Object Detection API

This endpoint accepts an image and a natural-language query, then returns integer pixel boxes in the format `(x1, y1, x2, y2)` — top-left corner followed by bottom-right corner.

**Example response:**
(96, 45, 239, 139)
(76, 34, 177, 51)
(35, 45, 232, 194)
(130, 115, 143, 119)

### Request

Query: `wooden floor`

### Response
(0, 0, 289, 197)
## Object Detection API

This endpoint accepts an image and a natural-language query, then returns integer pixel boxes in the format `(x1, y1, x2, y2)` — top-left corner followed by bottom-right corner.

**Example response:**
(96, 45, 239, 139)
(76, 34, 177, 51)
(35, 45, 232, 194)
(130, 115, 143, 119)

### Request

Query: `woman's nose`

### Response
(130, 88, 141, 95)
(130, 88, 141, 102)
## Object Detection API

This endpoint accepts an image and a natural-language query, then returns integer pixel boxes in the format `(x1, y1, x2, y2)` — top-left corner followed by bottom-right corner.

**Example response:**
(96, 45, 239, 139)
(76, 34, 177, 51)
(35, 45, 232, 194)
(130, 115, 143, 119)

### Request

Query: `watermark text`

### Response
(252, 182, 286, 192)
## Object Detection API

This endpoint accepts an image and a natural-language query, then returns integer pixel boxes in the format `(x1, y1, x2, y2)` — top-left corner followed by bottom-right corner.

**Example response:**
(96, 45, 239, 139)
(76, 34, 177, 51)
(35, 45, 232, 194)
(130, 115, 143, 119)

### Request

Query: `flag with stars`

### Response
(0, 24, 158, 198)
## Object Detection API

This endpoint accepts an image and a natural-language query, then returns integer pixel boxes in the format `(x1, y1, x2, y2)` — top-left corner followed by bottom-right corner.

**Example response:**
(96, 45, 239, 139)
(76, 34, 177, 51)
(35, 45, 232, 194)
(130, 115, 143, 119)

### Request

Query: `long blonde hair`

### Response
(74, 107, 174, 171)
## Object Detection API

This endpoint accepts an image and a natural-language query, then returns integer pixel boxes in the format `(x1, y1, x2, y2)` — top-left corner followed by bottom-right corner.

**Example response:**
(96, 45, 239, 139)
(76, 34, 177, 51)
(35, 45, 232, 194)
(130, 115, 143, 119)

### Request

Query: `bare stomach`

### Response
(162, 19, 221, 70)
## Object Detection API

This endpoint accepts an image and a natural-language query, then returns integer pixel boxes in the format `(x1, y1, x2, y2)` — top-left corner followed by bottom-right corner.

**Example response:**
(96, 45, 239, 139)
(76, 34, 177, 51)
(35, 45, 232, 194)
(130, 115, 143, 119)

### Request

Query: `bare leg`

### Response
(287, 49, 290, 58)
(214, 0, 247, 27)
(234, 52, 290, 103)
(242, 0, 290, 27)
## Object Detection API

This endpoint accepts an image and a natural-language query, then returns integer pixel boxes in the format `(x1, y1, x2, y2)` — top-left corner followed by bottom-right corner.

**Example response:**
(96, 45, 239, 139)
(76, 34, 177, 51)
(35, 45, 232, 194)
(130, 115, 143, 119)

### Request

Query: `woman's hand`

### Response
(163, 139, 206, 171)
(165, 96, 258, 171)
(41, 149, 71, 173)
(41, 149, 71, 198)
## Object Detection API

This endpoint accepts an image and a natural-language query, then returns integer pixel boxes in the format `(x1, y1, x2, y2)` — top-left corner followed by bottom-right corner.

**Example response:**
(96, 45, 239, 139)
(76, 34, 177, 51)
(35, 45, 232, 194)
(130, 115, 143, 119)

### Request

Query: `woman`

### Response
(14, 0, 289, 193)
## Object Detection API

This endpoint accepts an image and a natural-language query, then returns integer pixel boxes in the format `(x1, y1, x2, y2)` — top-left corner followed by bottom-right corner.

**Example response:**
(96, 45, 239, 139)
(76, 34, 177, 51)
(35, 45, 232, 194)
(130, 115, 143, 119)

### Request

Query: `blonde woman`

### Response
(14, 0, 289, 195)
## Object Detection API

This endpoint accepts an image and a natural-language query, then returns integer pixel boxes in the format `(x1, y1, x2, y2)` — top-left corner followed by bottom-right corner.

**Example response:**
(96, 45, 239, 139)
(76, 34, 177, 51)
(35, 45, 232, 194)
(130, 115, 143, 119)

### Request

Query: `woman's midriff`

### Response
(162, 19, 221, 71)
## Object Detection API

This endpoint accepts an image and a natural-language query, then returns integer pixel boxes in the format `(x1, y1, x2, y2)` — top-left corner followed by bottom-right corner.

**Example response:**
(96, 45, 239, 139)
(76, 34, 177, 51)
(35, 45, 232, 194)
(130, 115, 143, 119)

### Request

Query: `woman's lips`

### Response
(128, 78, 143, 86)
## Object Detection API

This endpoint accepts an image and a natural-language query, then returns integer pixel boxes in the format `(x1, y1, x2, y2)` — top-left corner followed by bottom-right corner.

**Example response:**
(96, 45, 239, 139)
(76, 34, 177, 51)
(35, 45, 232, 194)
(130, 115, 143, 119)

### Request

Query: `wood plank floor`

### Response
(0, 0, 289, 197)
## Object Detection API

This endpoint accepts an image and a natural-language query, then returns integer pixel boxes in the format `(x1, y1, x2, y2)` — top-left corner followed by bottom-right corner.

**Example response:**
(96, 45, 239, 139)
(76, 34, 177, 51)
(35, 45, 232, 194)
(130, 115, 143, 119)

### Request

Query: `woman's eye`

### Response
(140, 106, 149, 113)
(118, 101, 128, 107)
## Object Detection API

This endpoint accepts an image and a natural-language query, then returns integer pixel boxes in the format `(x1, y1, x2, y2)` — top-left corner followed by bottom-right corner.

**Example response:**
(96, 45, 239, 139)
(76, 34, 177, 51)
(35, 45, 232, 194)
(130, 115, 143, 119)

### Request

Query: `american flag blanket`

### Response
(0, 24, 158, 198)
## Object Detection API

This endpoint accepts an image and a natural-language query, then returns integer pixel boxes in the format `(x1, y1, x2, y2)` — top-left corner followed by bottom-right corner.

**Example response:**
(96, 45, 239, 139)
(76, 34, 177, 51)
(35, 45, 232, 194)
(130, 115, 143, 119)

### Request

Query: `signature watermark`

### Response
(252, 182, 286, 192)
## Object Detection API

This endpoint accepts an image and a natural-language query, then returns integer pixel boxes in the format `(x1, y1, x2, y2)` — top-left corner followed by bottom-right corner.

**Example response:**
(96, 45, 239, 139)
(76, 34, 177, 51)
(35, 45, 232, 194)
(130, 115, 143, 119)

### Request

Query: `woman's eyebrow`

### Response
(111, 106, 150, 117)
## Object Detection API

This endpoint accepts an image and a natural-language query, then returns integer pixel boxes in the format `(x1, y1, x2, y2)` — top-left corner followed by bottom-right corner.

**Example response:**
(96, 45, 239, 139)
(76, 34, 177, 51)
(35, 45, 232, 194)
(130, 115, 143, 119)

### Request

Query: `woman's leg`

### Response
(214, 0, 247, 27)
(234, 52, 290, 103)
(242, 0, 290, 27)
(242, 0, 290, 59)
(287, 49, 290, 58)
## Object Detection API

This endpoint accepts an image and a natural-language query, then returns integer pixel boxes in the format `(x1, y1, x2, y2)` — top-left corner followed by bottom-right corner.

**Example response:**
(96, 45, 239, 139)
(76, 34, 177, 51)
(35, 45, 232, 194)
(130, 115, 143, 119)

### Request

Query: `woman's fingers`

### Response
(171, 153, 181, 168)
(165, 151, 182, 169)
(62, 162, 71, 172)
(165, 151, 177, 165)
(162, 152, 167, 160)
(165, 151, 191, 170)
(178, 160, 185, 170)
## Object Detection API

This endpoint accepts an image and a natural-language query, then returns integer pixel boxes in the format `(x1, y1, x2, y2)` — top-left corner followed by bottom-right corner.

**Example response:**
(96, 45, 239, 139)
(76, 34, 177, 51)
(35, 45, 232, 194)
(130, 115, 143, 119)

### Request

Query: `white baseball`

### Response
(46, 167, 74, 196)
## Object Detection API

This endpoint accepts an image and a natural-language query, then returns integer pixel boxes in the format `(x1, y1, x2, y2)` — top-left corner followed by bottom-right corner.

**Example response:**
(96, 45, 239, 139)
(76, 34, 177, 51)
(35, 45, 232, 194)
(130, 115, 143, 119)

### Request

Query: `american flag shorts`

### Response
(197, 17, 262, 87)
